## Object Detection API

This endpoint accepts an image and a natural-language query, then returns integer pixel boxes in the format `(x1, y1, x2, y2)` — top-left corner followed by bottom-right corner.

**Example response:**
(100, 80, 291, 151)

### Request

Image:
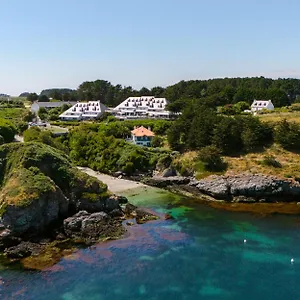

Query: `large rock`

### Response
(1, 188, 69, 236)
(161, 167, 178, 178)
(63, 211, 124, 243)
(142, 176, 190, 188)
(189, 174, 300, 201)
(0, 142, 119, 241)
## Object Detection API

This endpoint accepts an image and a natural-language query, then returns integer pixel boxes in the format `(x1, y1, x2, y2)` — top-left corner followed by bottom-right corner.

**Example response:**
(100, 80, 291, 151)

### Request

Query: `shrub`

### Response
(38, 107, 48, 121)
(197, 146, 227, 172)
(274, 119, 300, 151)
(156, 154, 172, 171)
(151, 136, 163, 148)
(261, 155, 282, 168)
(22, 110, 35, 122)
(122, 162, 135, 175)
(0, 119, 17, 143)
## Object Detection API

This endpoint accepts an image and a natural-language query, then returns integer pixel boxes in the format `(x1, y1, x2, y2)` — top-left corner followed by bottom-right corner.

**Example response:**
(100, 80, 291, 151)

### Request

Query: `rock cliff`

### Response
(189, 174, 300, 202)
(0, 142, 141, 259)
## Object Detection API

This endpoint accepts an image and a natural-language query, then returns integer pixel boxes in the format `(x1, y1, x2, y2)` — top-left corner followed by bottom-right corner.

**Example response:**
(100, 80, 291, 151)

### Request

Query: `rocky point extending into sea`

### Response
(0, 143, 158, 269)
(141, 170, 300, 214)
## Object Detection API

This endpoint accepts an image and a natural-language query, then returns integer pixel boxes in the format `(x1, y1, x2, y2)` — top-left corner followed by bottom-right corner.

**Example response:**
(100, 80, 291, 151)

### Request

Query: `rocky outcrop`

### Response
(189, 174, 300, 202)
(0, 143, 159, 263)
(1, 188, 69, 237)
(124, 203, 159, 224)
(142, 176, 190, 188)
(63, 211, 124, 244)
(161, 167, 178, 178)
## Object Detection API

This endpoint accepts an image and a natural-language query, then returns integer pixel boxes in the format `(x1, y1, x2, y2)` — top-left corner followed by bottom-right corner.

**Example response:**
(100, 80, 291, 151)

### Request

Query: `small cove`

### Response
(1, 186, 300, 299)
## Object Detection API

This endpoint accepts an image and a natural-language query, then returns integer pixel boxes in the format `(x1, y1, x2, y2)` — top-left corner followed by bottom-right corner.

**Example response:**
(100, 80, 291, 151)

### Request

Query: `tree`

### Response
(212, 117, 242, 154)
(22, 110, 35, 122)
(0, 119, 17, 142)
(138, 87, 151, 96)
(27, 93, 39, 102)
(197, 146, 227, 172)
(151, 136, 163, 148)
(274, 119, 300, 151)
(38, 107, 48, 121)
(38, 94, 49, 102)
(234, 101, 250, 112)
(151, 86, 164, 97)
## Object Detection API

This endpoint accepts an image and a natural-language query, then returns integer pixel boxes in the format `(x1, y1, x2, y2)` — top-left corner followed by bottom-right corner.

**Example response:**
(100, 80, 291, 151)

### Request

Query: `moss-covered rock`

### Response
(0, 142, 111, 238)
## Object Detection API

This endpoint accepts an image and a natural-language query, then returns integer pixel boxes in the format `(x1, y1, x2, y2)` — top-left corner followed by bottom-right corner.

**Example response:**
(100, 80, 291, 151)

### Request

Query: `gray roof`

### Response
(31, 101, 77, 112)
(35, 101, 77, 108)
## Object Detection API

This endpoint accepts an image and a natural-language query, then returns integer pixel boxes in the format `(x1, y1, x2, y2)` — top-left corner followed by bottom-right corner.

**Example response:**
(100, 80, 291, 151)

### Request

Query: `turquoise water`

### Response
(1, 187, 300, 299)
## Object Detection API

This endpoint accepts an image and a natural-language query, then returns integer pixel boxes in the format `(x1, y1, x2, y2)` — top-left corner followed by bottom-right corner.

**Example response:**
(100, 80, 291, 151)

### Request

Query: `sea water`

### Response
(1, 186, 300, 300)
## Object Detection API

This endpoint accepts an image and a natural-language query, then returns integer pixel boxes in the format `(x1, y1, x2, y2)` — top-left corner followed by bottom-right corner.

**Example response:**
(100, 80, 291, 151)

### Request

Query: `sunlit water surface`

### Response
(1, 186, 300, 299)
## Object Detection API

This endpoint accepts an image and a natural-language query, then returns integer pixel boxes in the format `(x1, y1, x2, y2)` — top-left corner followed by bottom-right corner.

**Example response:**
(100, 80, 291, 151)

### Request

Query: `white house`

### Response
(59, 101, 107, 121)
(113, 96, 173, 120)
(251, 100, 274, 112)
(131, 126, 155, 146)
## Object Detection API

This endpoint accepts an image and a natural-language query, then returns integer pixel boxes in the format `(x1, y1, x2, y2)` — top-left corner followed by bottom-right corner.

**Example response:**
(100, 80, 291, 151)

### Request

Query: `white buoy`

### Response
(244, 239, 247, 243)
(291, 258, 294, 264)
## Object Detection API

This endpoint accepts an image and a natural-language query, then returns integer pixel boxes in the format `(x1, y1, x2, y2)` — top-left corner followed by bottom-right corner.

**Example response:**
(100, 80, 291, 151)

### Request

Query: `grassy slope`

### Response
(175, 145, 300, 180)
(224, 144, 300, 179)
(0, 142, 108, 211)
(258, 111, 300, 124)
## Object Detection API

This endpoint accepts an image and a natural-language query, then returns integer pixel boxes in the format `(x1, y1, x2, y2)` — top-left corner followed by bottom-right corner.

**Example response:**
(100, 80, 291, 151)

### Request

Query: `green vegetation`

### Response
(274, 119, 300, 151)
(260, 155, 282, 168)
(68, 123, 168, 174)
(0, 108, 32, 134)
(196, 146, 227, 172)
(0, 119, 17, 143)
(0, 143, 108, 210)
(38, 104, 71, 121)
(73, 77, 300, 108)
(167, 102, 272, 155)
(23, 127, 69, 152)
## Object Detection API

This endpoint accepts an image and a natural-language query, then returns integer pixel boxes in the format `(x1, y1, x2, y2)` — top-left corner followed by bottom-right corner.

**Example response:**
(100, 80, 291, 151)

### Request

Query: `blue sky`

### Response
(1, 0, 300, 95)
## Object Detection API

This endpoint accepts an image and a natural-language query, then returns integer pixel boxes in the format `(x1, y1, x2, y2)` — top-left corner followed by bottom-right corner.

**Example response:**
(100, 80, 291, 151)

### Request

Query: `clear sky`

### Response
(1, 0, 300, 95)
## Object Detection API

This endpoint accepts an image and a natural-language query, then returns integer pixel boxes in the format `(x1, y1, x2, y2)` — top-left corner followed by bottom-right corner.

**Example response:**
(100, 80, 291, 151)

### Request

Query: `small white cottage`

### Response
(251, 100, 274, 112)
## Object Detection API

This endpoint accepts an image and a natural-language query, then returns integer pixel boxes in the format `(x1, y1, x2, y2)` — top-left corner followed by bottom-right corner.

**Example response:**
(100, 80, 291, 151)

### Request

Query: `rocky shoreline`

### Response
(140, 173, 300, 214)
(0, 196, 158, 268)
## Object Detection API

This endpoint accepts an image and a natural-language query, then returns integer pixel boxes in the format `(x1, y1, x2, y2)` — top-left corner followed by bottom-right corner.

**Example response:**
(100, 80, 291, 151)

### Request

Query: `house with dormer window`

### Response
(113, 96, 173, 120)
(251, 100, 274, 112)
(59, 101, 107, 120)
(131, 126, 155, 146)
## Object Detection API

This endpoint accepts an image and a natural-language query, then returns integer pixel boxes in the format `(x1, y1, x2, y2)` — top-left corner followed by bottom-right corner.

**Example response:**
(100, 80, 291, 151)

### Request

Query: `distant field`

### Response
(258, 111, 300, 123)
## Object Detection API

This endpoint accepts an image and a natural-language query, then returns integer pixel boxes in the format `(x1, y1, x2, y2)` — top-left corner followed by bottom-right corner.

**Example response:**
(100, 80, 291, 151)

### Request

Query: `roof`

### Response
(113, 96, 169, 111)
(131, 126, 155, 137)
(59, 101, 107, 118)
(34, 101, 77, 108)
(251, 100, 273, 107)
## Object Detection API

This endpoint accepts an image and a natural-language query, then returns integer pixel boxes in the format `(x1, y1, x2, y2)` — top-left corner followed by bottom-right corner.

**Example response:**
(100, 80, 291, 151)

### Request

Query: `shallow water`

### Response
(1, 187, 300, 299)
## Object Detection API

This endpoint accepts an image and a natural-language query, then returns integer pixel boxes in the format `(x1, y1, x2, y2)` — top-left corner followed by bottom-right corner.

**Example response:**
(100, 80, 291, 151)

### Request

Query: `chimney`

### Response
(148, 127, 151, 131)
(134, 126, 137, 129)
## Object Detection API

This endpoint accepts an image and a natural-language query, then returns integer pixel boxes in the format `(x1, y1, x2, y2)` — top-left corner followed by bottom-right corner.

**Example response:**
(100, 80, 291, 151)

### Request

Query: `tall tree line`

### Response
(27, 77, 300, 109)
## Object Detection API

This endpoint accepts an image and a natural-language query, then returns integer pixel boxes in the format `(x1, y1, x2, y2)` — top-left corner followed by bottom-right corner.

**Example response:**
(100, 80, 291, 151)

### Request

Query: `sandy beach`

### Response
(78, 167, 147, 193)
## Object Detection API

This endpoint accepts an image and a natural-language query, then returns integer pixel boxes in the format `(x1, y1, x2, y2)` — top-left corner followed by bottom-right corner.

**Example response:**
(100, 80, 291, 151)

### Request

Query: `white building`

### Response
(59, 101, 107, 121)
(251, 100, 274, 112)
(113, 96, 173, 120)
